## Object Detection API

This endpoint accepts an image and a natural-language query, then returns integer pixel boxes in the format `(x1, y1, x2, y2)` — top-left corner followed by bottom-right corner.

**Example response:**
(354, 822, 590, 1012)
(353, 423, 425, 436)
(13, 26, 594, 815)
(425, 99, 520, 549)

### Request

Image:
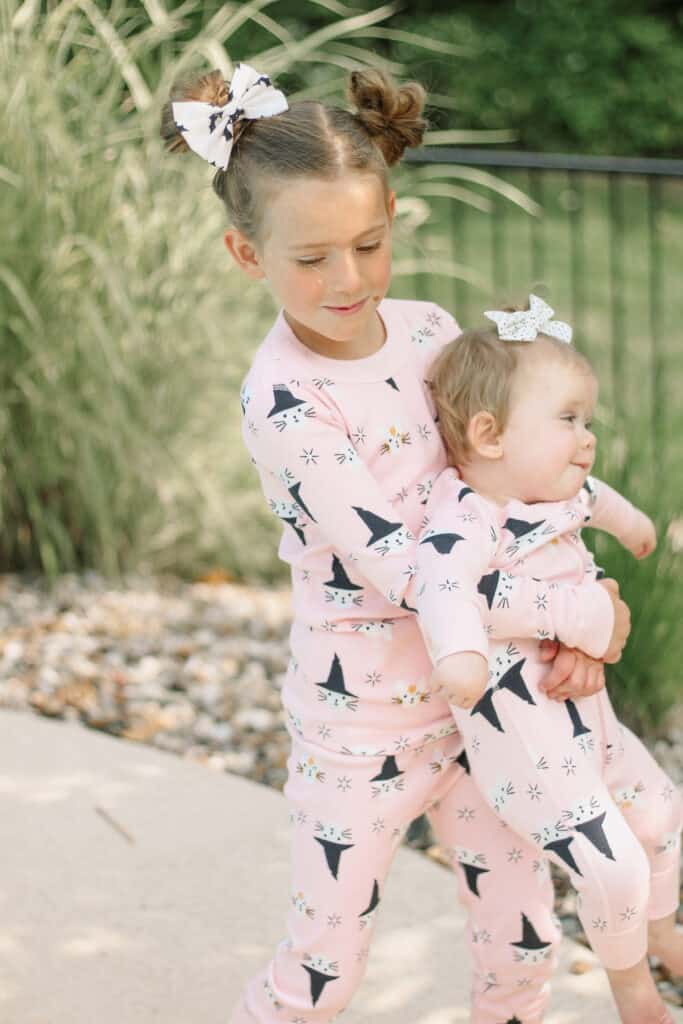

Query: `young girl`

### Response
(162, 65, 632, 1024)
(416, 297, 683, 1024)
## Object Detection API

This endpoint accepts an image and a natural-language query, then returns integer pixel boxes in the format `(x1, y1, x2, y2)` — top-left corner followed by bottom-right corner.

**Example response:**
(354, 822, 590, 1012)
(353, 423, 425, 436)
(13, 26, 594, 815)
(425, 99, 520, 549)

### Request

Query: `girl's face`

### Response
(498, 356, 598, 503)
(230, 173, 395, 358)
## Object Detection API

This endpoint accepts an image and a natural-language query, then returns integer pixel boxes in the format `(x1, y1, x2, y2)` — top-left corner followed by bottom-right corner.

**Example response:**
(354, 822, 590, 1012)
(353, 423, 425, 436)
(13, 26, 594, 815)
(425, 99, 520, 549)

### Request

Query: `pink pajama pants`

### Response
(448, 639, 683, 971)
(230, 617, 564, 1023)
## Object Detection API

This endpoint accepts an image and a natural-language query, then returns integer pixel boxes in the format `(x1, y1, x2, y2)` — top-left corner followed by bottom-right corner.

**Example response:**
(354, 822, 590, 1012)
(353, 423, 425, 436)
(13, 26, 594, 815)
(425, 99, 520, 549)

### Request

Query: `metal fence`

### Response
(395, 149, 683, 488)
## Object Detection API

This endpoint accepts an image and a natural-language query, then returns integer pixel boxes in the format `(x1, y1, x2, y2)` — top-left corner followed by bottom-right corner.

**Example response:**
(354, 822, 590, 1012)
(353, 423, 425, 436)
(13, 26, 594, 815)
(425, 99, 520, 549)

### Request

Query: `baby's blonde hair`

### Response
(429, 314, 594, 467)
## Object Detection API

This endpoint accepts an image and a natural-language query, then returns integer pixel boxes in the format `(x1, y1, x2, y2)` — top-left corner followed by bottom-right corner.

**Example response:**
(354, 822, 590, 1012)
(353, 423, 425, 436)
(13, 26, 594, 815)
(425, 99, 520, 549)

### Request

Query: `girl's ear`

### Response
(224, 229, 266, 279)
(467, 411, 504, 460)
(387, 189, 396, 224)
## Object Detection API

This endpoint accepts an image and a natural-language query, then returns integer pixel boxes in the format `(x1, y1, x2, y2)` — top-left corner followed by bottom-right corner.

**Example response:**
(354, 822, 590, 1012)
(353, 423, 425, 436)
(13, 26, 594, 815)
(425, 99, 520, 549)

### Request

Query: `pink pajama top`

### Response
(239, 299, 621, 748)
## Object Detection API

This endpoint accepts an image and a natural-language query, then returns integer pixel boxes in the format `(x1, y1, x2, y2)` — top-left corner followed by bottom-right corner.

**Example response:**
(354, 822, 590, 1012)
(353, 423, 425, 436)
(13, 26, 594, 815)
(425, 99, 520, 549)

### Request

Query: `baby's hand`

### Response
(625, 510, 657, 559)
(430, 652, 489, 710)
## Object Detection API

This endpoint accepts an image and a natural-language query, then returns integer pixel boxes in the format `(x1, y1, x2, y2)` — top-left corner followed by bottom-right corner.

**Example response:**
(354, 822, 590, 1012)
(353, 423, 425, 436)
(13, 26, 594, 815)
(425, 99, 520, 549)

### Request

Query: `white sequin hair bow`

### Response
(484, 293, 573, 344)
(172, 63, 288, 171)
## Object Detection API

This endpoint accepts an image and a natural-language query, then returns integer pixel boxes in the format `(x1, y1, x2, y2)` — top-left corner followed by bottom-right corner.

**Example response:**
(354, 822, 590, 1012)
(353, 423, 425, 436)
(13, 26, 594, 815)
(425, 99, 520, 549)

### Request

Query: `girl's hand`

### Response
(538, 645, 606, 701)
(625, 510, 657, 559)
(430, 652, 489, 710)
(598, 577, 631, 663)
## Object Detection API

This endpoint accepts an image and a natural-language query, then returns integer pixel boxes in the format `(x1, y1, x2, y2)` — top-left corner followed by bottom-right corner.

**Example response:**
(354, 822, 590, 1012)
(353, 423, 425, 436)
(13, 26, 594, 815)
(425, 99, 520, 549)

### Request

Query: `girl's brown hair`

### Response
(429, 314, 594, 467)
(160, 67, 427, 240)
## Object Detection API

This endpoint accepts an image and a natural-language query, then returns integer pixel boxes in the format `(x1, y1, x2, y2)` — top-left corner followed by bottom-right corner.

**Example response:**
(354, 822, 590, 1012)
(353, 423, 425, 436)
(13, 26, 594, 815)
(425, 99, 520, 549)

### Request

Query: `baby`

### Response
(415, 295, 683, 1024)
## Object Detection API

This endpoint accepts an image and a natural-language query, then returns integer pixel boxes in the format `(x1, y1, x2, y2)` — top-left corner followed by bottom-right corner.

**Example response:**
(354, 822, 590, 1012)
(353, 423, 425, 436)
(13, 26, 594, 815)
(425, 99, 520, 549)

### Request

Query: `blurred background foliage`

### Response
(1, 0, 681, 728)
(77, 0, 683, 156)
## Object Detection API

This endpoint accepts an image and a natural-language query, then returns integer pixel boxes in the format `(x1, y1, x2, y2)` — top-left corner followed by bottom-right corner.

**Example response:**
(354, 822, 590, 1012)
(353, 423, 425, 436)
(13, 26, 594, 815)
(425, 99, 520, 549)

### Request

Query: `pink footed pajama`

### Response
(416, 469, 683, 972)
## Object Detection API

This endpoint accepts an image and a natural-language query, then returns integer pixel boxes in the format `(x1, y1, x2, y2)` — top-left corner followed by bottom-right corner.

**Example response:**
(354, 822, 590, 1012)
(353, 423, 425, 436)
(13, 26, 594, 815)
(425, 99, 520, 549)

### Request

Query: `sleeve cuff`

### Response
(427, 602, 490, 664)
(551, 580, 614, 658)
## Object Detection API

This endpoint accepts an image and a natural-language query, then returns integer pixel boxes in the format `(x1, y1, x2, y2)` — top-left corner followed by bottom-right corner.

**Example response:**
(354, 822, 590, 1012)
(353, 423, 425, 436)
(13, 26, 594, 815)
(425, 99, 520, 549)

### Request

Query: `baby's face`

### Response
(499, 357, 597, 503)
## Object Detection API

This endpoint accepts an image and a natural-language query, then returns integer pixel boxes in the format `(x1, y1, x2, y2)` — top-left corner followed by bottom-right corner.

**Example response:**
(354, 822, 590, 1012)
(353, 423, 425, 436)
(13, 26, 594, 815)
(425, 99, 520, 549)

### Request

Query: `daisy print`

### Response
(291, 891, 316, 919)
(379, 424, 412, 455)
(296, 755, 326, 784)
(391, 679, 430, 706)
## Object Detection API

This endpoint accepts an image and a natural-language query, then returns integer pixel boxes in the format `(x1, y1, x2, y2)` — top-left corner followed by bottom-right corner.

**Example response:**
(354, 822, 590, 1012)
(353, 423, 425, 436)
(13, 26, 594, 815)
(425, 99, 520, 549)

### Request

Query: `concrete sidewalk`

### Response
(1, 710, 679, 1024)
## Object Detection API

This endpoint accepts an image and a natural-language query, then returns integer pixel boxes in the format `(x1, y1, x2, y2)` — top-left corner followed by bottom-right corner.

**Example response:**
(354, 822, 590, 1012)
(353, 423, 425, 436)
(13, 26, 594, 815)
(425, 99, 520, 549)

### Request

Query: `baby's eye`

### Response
(561, 414, 576, 422)
(585, 421, 593, 430)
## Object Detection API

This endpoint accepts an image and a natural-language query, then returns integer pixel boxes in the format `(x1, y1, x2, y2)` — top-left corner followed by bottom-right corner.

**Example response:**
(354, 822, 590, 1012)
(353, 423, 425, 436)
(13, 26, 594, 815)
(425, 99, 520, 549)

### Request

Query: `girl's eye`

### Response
(296, 257, 324, 267)
(357, 241, 382, 254)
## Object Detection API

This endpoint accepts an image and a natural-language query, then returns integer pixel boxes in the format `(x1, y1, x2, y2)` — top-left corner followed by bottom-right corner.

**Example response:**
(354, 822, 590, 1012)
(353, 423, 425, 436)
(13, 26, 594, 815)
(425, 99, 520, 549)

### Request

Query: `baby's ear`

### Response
(467, 411, 503, 460)
(224, 229, 265, 279)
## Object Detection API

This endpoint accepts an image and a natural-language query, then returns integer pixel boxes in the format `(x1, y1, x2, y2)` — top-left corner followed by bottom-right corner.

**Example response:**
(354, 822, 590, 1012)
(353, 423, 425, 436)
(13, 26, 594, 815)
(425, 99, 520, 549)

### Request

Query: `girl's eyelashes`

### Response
(295, 240, 383, 267)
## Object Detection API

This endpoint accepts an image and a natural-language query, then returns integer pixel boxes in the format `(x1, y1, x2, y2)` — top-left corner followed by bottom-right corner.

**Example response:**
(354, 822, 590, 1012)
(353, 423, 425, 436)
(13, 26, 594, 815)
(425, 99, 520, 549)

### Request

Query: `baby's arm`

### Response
(415, 474, 628, 695)
(414, 481, 495, 708)
(481, 567, 617, 659)
(583, 476, 657, 559)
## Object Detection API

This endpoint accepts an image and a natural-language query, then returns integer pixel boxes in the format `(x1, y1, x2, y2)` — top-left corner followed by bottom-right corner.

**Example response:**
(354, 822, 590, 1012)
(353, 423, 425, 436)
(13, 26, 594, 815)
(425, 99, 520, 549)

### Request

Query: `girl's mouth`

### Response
(323, 298, 367, 316)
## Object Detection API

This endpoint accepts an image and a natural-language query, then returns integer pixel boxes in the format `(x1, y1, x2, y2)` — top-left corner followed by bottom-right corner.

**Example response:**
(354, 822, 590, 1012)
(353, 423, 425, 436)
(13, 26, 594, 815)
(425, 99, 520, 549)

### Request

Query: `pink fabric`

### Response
(230, 300, 663, 1021)
(240, 300, 615, 659)
(415, 469, 683, 969)
(231, 729, 560, 1024)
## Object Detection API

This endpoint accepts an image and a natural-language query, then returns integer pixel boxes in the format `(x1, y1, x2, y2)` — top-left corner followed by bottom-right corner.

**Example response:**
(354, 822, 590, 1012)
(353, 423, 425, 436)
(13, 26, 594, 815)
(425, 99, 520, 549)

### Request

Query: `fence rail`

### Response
(395, 148, 683, 492)
(406, 147, 683, 177)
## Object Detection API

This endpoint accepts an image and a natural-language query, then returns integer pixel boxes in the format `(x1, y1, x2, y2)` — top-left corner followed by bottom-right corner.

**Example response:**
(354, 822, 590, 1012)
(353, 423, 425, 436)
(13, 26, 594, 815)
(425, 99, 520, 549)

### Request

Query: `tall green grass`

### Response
(589, 429, 683, 732)
(0, 0, 267, 576)
(0, 0, 469, 579)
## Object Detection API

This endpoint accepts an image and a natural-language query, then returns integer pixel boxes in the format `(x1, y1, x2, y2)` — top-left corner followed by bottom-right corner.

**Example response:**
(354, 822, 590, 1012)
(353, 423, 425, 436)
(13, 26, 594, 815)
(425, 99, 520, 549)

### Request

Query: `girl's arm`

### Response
(242, 377, 419, 607)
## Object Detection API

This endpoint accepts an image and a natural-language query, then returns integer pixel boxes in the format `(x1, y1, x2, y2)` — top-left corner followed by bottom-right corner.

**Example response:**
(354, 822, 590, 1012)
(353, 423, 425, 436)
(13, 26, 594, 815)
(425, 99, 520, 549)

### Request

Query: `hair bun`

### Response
(349, 68, 426, 166)
(160, 69, 229, 156)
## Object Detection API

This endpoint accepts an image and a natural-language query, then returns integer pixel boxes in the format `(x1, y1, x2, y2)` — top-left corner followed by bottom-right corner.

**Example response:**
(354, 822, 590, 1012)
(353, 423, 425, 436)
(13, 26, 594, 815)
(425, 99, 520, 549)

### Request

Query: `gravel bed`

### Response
(1, 572, 681, 1005)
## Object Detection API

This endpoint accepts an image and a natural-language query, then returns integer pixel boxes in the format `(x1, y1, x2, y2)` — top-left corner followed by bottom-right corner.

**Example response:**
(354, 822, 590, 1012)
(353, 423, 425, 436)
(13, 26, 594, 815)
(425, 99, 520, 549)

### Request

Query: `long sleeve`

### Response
(242, 378, 417, 608)
(583, 475, 641, 549)
(414, 475, 497, 664)
(483, 573, 614, 659)
(415, 471, 615, 665)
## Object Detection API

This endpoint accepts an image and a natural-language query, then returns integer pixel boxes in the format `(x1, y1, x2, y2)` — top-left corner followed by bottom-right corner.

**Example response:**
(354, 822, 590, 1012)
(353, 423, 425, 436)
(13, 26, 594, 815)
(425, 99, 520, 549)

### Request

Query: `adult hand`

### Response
(599, 577, 631, 663)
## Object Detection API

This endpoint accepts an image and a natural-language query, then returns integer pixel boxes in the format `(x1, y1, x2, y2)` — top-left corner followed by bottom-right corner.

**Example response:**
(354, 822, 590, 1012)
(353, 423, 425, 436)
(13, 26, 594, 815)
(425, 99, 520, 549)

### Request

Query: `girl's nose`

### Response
(332, 251, 361, 294)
